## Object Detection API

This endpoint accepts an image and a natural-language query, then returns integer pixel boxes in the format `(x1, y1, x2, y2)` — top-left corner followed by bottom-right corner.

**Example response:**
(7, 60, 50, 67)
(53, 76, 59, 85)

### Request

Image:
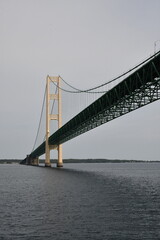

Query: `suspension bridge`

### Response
(21, 51, 160, 166)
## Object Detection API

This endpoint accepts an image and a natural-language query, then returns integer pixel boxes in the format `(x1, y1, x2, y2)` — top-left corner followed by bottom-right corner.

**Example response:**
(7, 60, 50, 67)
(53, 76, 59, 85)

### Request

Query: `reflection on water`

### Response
(0, 163, 160, 240)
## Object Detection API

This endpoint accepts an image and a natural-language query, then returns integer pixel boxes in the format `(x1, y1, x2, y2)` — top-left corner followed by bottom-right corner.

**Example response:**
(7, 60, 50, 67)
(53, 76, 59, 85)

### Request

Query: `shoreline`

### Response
(0, 159, 159, 164)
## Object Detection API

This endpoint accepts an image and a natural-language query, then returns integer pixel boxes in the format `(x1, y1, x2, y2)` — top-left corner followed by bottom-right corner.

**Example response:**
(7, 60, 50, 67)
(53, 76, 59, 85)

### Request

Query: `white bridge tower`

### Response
(45, 75, 63, 167)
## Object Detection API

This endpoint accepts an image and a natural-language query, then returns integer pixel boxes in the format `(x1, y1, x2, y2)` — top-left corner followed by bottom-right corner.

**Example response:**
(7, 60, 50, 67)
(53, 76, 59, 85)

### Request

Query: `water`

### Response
(0, 162, 160, 240)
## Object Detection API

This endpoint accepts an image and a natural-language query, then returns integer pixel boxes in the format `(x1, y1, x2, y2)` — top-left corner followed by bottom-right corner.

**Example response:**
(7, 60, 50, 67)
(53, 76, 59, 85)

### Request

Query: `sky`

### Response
(0, 0, 160, 160)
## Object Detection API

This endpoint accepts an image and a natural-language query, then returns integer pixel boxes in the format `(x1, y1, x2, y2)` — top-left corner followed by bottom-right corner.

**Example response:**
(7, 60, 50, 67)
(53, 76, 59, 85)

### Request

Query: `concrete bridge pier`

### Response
(31, 157, 39, 166)
(57, 144, 63, 167)
(25, 155, 39, 166)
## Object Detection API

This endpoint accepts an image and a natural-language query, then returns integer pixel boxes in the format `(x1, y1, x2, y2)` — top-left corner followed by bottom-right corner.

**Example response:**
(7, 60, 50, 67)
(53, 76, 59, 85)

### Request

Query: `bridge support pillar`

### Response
(45, 75, 63, 168)
(26, 155, 31, 165)
(25, 155, 39, 166)
(57, 77, 63, 168)
(45, 141, 51, 167)
(31, 157, 39, 166)
(57, 144, 63, 167)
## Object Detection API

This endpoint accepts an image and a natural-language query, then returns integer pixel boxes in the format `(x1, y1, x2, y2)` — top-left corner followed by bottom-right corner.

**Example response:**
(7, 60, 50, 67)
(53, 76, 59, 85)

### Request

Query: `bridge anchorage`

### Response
(21, 51, 160, 167)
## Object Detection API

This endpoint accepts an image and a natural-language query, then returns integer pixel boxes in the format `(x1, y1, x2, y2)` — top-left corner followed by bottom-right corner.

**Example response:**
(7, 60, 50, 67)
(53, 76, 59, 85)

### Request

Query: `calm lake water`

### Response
(0, 162, 160, 240)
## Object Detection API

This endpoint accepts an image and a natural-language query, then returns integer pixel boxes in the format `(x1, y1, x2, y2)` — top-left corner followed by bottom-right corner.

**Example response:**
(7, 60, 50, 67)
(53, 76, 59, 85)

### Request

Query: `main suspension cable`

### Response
(31, 84, 47, 152)
(49, 76, 106, 94)
(59, 50, 160, 94)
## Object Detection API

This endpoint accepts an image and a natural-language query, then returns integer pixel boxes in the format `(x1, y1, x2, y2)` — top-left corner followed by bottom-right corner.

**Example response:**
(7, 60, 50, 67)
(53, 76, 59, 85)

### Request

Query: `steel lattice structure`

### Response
(30, 52, 160, 158)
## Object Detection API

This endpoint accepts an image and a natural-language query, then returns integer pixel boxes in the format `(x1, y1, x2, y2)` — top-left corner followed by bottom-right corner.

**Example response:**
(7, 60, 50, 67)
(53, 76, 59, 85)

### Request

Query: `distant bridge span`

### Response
(22, 51, 160, 164)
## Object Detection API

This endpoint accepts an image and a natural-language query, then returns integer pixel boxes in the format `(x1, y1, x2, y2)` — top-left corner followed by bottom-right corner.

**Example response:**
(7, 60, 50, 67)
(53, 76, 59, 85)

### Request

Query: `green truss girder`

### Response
(30, 53, 160, 158)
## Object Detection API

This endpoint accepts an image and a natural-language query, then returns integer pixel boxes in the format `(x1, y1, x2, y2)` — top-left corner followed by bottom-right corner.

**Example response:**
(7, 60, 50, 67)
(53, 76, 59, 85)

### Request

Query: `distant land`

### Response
(0, 159, 159, 164)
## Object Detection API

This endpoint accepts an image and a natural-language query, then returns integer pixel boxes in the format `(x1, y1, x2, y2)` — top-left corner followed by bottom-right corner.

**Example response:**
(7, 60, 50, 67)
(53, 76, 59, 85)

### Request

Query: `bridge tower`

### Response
(45, 76, 63, 167)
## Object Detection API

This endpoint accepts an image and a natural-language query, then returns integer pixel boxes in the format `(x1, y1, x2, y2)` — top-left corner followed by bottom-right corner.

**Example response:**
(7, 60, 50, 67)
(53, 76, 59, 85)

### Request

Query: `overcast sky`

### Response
(1, 0, 160, 160)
